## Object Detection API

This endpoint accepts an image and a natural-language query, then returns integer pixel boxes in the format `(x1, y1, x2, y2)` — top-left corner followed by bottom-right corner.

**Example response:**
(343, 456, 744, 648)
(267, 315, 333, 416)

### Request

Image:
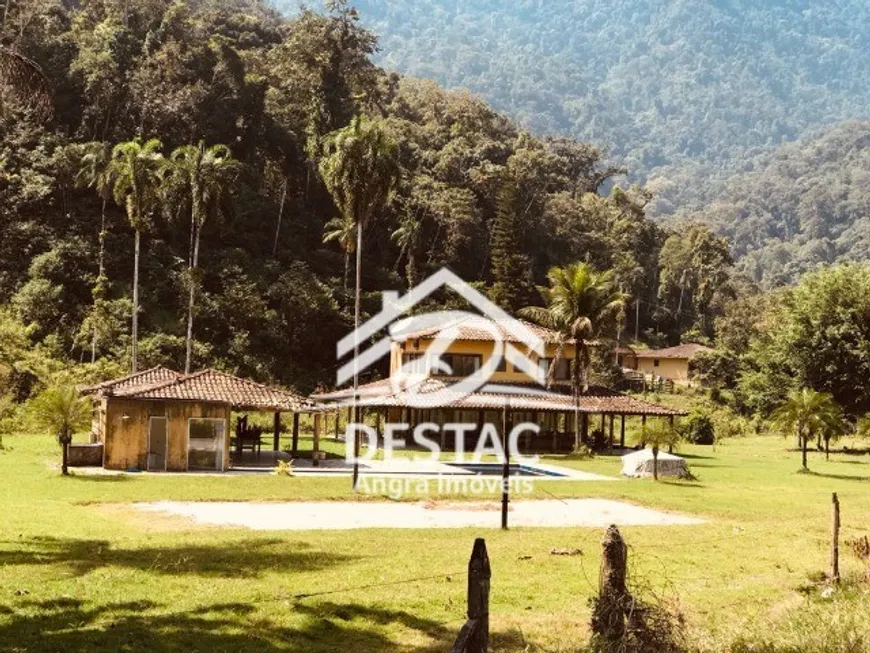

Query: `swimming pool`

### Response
(445, 463, 569, 478)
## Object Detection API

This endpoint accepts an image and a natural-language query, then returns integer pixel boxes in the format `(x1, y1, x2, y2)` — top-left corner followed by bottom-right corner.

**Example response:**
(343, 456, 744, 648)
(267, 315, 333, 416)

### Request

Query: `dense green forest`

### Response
(0, 0, 742, 398)
(5, 0, 870, 431)
(274, 0, 870, 283)
(679, 121, 870, 287)
(290, 0, 870, 218)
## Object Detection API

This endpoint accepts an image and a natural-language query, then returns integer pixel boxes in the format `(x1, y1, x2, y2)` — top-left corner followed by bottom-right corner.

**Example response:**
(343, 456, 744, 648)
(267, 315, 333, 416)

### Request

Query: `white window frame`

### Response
(187, 418, 227, 472)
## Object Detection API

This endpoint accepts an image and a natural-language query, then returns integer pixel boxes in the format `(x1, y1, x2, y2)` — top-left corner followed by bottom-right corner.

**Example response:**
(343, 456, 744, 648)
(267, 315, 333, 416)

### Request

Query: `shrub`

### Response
(274, 460, 294, 476)
(692, 349, 739, 389)
(590, 428, 608, 451)
(710, 409, 751, 439)
(680, 411, 715, 445)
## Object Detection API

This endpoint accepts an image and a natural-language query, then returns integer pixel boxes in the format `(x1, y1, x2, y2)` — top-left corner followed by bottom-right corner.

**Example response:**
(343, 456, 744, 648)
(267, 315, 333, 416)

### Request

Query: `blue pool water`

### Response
(446, 463, 567, 478)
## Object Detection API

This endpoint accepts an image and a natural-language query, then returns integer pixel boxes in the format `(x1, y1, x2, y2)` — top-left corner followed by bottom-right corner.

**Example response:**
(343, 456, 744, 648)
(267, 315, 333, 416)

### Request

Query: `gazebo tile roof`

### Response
(314, 377, 685, 416)
(88, 368, 314, 412)
(114, 369, 313, 411)
(79, 366, 181, 395)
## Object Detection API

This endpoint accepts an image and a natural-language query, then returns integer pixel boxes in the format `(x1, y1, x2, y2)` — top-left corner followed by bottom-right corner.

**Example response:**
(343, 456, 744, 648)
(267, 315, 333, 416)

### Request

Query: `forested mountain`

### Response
(683, 121, 870, 288)
(2, 0, 738, 396)
(272, 0, 870, 217)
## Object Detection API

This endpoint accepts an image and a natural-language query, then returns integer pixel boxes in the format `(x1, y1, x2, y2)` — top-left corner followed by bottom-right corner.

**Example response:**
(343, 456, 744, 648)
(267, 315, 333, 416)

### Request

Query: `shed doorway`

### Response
(188, 418, 226, 471)
(147, 417, 168, 471)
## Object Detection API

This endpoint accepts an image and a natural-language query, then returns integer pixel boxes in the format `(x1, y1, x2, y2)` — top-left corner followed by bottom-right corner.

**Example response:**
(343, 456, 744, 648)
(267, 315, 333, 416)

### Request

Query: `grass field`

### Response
(0, 431, 868, 652)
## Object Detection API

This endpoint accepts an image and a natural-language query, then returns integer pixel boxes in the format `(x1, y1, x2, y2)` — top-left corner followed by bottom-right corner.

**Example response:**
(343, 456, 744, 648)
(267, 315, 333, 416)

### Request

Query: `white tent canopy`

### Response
(621, 449, 689, 479)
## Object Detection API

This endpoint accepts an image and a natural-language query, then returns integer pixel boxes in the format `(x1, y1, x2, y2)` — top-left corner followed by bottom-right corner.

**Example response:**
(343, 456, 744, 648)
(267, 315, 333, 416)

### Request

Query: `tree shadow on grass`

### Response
(0, 597, 529, 653)
(804, 470, 870, 482)
(66, 473, 132, 482)
(659, 480, 706, 488)
(0, 536, 356, 578)
(678, 453, 715, 460)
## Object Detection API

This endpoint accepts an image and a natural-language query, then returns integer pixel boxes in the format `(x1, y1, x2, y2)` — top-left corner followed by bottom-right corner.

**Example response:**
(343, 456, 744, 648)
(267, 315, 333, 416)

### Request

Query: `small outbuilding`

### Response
(81, 367, 312, 472)
(627, 344, 712, 386)
(621, 449, 690, 479)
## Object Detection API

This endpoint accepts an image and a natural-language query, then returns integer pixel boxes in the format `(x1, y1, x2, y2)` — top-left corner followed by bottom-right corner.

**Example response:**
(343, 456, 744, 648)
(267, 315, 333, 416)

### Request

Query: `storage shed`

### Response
(81, 368, 311, 472)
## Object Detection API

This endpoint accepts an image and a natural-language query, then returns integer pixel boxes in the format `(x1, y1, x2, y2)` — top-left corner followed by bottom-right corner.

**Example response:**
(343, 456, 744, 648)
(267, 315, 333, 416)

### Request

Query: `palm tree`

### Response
(391, 206, 423, 287)
(77, 142, 114, 362)
(323, 214, 357, 302)
(30, 386, 91, 476)
(520, 263, 626, 450)
(108, 138, 164, 373)
(641, 420, 681, 480)
(770, 388, 846, 471)
(0, 47, 52, 118)
(318, 116, 400, 489)
(164, 142, 240, 373)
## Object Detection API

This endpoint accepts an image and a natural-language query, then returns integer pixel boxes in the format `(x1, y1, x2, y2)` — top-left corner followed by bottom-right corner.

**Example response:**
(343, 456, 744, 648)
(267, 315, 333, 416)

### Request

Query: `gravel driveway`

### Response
(135, 499, 703, 531)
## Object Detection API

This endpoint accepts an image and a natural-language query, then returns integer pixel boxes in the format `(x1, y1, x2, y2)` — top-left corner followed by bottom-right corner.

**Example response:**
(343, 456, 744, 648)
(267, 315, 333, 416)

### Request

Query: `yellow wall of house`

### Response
(636, 357, 691, 384)
(166, 402, 230, 471)
(390, 339, 576, 383)
(103, 397, 152, 470)
(101, 397, 231, 471)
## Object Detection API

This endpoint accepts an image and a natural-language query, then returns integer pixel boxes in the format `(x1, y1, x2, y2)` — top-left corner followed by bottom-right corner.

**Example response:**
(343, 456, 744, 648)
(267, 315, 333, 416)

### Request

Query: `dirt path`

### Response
(133, 499, 703, 531)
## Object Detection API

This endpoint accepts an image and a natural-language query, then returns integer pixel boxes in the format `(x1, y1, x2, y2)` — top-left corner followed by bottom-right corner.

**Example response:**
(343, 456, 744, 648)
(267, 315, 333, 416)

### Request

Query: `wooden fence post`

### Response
(591, 525, 628, 646)
(451, 538, 490, 653)
(831, 492, 840, 584)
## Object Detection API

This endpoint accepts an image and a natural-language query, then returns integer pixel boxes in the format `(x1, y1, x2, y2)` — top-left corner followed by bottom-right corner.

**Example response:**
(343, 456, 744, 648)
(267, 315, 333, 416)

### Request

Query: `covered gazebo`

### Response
(80, 367, 322, 471)
(314, 377, 686, 454)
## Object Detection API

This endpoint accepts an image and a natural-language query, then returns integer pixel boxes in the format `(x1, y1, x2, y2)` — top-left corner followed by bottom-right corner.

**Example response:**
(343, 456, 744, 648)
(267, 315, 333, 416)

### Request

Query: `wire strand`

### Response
(292, 570, 468, 600)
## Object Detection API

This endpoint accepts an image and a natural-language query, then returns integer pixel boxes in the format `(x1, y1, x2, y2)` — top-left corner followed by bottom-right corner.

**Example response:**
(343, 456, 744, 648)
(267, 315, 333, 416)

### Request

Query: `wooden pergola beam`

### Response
(273, 412, 281, 451)
(313, 412, 321, 467)
(291, 413, 300, 455)
(620, 415, 626, 448)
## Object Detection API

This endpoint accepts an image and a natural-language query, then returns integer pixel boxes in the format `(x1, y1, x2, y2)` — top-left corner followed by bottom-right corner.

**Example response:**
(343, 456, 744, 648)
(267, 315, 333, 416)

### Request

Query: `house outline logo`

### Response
(336, 268, 548, 407)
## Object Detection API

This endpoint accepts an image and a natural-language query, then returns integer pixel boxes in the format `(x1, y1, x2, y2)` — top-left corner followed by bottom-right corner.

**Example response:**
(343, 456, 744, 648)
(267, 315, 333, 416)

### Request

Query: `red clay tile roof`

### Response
(633, 344, 712, 360)
(79, 366, 181, 395)
(394, 315, 567, 344)
(313, 377, 684, 416)
(110, 369, 313, 412)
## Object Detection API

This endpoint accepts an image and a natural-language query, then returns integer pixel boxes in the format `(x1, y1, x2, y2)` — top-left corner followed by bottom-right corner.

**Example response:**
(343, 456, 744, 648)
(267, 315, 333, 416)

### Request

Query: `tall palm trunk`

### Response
(801, 433, 808, 470)
(61, 439, 70, 476)
(273, 179, 288, 257)
(407, 249, 418, 287)
(579, 340, 591, 392)
(185, 223, 201, 374)
(92, 197, 107, 363)
(573, 390, 580, 451)
(352, 222, 363, 490)
(131, 229, 140, 373)
(343, 250, 350, 307)
(572, 360, 581, 450)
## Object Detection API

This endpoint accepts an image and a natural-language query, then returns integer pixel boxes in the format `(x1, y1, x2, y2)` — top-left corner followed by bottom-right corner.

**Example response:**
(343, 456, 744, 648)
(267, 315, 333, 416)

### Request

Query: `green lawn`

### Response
(0, 432, 868, 652)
